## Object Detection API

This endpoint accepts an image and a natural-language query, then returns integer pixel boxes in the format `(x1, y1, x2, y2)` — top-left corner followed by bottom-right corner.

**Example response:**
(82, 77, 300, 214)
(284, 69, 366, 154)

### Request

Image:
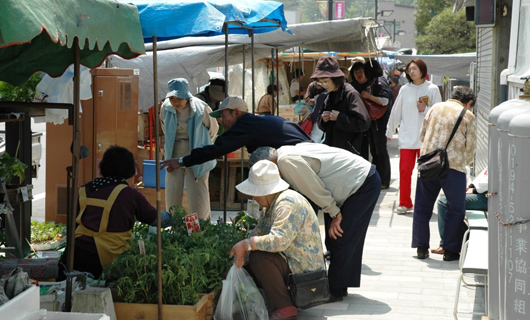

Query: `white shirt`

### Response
(386, 80, 442, 149)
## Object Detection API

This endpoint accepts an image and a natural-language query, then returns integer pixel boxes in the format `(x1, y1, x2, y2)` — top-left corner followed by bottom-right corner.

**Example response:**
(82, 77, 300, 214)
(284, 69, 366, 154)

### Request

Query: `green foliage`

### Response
(0, 152, 28, 183)
(0, 73, 42, 102)
(30, 220, 67, 243)
(103, 205, 247, 305)
(414, 0, 452, 36)
(230, 211, 258, 238)
(415, 8, 476, 54)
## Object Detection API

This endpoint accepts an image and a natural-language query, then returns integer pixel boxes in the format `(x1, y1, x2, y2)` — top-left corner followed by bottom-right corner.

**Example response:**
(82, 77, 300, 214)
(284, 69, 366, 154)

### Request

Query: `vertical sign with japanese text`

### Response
(335, 1, 345, 19)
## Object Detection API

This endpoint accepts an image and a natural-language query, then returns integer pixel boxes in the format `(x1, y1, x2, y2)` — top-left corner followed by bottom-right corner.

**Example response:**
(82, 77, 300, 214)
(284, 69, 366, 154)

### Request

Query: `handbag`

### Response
(297, 103, 314, 135)
(362, 95, 387, 120)
(287, 257, 330, 309)
(417, 108, 467, 181)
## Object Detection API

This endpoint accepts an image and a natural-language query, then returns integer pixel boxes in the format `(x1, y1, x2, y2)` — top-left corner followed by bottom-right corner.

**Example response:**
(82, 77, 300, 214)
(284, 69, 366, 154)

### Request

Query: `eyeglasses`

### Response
(406, 66, 419, 74)
(318, 79, 331, 86)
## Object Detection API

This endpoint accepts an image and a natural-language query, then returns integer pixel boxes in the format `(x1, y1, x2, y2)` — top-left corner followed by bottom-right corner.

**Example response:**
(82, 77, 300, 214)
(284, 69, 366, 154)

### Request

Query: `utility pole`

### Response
(328, 0, 333, 21)
(375, 0, 378, 20)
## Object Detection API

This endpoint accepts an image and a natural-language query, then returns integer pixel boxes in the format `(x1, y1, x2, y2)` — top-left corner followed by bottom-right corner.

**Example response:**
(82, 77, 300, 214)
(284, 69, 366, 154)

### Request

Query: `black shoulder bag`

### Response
(417, 108, 467, 181)
(287, 255, 330, 309)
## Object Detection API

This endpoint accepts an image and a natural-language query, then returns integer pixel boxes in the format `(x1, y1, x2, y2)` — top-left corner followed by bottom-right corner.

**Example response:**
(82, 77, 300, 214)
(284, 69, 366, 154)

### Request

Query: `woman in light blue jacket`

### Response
(161, 78, 219, 220)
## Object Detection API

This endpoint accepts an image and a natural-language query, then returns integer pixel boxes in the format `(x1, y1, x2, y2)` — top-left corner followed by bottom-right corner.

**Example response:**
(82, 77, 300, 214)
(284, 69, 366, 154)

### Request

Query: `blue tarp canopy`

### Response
(129, 0, 290, 42)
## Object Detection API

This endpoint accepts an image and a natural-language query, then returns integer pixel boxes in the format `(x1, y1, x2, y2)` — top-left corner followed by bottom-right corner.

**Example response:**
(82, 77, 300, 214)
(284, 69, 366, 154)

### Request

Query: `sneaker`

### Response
(417, 247, 429, 259)
(396, 206, 413, 214)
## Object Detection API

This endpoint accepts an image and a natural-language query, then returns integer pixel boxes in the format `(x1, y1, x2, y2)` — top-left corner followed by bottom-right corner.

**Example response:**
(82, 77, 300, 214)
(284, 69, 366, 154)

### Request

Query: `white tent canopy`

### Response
(384, 52, 477, 80)
(109, 18, 378, 111)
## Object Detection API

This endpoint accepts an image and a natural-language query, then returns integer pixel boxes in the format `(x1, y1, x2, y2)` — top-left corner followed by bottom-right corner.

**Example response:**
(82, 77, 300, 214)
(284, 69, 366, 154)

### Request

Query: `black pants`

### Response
(325, 167, 381, 289)
(361, 116, 391, 187)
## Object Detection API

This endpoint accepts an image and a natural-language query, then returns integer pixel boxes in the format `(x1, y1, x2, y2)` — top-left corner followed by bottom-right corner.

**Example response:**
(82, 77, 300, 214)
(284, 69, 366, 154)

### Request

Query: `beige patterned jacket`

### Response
(251, 189, 325, 274)
(420, 99, 476, 173)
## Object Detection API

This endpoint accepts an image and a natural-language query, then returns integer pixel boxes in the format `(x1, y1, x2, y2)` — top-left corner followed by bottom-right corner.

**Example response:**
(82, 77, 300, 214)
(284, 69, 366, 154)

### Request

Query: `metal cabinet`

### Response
(46, 68, 139, 224)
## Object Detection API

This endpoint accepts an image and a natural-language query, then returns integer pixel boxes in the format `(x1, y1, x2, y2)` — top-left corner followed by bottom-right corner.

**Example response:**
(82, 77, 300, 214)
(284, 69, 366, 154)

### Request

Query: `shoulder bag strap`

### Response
(444, 107, 467, 150)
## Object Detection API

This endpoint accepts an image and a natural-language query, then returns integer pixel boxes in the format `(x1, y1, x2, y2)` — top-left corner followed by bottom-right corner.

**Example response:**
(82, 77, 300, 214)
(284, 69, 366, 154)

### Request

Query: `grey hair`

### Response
(248, 147, 278, 168)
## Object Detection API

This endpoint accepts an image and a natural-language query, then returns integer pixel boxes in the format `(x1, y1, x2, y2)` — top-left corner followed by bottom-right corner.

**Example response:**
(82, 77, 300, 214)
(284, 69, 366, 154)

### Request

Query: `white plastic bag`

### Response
(214, 265, 268, 320)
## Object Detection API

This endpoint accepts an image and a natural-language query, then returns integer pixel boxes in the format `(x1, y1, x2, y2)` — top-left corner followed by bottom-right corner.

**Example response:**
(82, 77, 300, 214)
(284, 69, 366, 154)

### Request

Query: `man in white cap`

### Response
(160, 96, 311, 171)
(229, 160, 325, 320)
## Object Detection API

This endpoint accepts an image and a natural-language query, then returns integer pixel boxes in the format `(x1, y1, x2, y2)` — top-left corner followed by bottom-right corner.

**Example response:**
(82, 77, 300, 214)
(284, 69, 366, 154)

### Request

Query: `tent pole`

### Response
(276, 49, 279, 116)
(240, 46, 246, 211)
(242, 46, 246, 99)
(223, 23, 229, 222)
(65, 37, 81, 313)
(250, 29, 255, 114)
(152, 36, 163, 320)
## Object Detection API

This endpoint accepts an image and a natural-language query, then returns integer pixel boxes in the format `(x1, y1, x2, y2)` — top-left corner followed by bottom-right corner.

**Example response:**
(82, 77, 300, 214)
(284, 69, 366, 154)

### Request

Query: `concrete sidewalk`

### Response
(214, 135, 486, 320)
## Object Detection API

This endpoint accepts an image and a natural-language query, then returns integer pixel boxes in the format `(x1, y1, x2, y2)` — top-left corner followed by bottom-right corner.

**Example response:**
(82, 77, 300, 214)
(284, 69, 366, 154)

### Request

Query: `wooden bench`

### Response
(453, 228, 488, 319)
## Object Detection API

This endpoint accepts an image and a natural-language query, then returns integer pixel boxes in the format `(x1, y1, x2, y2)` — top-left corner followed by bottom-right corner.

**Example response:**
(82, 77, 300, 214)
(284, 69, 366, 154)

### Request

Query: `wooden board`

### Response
(114, 291, 217, 320)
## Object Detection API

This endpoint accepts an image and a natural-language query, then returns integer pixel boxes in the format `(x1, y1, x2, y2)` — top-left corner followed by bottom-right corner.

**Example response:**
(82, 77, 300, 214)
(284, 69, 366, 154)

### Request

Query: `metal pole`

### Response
(152, 36, 163, 320)
(65, 37, 81, 313)
(328, 0, 333, 21)
(250, 29, 255, 114)
(242, 46, 246, 99)
(223, 23, 229, 223)
(275, 49, 279, 116)
(375, 0, 378, 20)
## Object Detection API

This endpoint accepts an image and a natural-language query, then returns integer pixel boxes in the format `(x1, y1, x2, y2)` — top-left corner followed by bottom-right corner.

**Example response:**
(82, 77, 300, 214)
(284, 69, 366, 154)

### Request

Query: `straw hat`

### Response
(165, 78, 192, 99)
(236, 160, 289, 197)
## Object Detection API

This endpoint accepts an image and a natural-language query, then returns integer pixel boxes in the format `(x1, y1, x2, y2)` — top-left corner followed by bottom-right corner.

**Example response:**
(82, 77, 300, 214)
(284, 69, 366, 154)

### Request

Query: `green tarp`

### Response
(0, 0, 146, 86)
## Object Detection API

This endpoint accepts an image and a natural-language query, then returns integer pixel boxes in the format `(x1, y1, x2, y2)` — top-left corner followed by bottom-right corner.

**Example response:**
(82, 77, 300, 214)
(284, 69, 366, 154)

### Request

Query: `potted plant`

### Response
(104, 206, 253, 320)
(0, 152, 27, 203)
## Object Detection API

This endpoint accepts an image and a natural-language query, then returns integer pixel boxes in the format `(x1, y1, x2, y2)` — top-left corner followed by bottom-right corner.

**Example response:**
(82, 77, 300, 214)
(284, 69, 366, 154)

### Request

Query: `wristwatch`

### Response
(177, 157, 184, 167)
(247, 238, 252, 252)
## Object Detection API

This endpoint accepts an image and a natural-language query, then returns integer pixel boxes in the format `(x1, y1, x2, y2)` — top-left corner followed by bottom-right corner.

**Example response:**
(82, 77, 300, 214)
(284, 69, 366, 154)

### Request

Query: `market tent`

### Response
(130, 0, 290, 41)
(384, 52, 477, 79)
(0, 0, 145, 311)
(110, 18, 378, 111)
(0, 0, 145, 86)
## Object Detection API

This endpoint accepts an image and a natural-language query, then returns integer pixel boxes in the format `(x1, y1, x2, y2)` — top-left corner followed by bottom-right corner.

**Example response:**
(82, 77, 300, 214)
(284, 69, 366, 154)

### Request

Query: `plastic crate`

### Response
(143, 160, 166, 188)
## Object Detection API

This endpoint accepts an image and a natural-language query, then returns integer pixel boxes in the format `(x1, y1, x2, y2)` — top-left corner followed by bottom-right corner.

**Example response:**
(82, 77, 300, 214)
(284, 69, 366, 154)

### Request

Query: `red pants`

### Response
(399, 149, 420, 208)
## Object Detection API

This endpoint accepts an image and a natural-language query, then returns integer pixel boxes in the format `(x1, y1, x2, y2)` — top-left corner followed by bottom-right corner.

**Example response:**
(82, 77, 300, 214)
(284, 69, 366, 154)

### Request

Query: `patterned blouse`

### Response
(420, 99, 476, 173)
(250, 189, 325, 274)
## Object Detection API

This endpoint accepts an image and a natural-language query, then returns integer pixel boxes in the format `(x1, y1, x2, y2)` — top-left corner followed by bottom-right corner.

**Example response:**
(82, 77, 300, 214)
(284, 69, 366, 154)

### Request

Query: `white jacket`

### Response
(386, 80, 442, 149)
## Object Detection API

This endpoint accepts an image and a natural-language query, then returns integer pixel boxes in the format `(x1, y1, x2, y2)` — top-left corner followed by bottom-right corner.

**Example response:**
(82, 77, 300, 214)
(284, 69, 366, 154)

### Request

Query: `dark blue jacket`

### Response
(183, 113, 311, 167)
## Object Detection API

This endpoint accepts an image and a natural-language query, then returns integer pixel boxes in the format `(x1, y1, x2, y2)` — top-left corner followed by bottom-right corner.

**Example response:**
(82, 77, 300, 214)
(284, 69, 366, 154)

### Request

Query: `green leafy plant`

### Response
(103, 205, 247, 306)
(30, 220, 67, 243)
(0, 73, 42, 102)
(0, 152, 27, 183)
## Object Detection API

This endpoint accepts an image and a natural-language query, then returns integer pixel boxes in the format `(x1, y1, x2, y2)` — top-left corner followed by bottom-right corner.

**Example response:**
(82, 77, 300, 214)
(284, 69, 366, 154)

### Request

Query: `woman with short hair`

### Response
(385, 58, 442, 214)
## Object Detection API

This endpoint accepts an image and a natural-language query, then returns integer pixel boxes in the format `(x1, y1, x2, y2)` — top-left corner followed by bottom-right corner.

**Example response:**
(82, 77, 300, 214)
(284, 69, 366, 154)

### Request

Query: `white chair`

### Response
(453, 228, 488, 320)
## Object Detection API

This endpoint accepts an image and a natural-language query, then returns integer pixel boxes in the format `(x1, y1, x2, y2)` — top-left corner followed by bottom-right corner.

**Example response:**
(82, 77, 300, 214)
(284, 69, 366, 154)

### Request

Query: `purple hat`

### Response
(310, 56, 345, 79)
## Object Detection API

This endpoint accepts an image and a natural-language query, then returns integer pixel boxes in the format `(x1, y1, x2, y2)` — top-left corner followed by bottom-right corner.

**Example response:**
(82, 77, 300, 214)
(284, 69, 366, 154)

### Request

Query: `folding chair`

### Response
(453, 228, 488, 319)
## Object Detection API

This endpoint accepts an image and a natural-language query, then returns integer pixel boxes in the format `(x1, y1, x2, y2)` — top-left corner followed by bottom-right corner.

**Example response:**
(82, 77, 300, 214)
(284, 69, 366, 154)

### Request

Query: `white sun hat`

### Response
(236, 160, 289, 197)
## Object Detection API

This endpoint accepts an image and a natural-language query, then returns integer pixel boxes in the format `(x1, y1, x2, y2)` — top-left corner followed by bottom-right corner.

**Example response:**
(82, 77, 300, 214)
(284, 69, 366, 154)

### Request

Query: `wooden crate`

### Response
(114, 290, 218, 320)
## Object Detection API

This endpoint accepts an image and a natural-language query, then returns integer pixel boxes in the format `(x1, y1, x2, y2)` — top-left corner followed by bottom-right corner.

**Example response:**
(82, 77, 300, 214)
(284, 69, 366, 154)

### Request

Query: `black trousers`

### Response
(361, 116, 391, 187)
(325, 167, 381, 289)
